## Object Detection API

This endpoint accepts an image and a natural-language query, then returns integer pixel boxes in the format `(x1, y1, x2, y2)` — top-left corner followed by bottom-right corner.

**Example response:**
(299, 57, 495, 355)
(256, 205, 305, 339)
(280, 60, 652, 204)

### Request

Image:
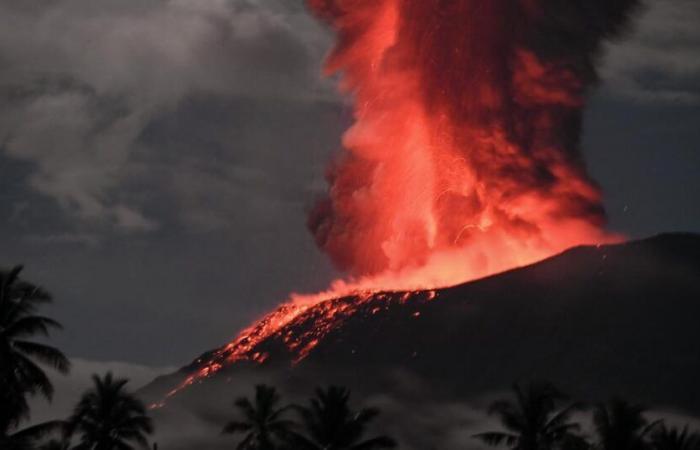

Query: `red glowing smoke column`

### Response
(308, 0, 639, 286)
(153, 1, 643, 405)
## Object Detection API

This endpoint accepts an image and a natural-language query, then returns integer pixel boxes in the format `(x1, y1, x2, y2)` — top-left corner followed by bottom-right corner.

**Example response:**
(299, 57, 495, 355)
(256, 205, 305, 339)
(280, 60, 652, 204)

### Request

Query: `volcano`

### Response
(137, 2, 697, 448)
(143, 233, 700, 430)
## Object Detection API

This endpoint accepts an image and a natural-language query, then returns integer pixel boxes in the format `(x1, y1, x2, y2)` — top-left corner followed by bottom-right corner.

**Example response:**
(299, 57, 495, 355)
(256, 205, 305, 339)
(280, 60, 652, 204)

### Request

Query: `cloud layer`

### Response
(601, 0, 700, 103)
(0, 0, 333, 234)
(1, 0, 696, 238)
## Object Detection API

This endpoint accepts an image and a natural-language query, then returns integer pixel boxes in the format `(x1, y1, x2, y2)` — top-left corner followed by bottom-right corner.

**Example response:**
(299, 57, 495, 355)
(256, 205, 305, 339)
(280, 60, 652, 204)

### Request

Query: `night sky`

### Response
(1, 0, 698, 378)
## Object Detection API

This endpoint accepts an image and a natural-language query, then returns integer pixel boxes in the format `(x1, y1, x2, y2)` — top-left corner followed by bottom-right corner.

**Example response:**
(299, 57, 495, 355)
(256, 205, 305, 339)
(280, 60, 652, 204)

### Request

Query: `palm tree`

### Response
(291, 385, 396, 450)
(592, 398, 660, 450)
(0, 265, 70, 446)
(651, 425, 700, 450)
(66, 372, 153, 450)
(473, 381, 583, 450)
(221, 384, 295, 450)
(0, 422, 66, 450)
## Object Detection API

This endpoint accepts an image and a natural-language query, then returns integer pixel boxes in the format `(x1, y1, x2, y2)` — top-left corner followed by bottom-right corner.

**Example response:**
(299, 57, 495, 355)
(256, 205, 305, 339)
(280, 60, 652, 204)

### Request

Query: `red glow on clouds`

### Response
(153, 0, 635, 405)
(307, 0, 615, 287)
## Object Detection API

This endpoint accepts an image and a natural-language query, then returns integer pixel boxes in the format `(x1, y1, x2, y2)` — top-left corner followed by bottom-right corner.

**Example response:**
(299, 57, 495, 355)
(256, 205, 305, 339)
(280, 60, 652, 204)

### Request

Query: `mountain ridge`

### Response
(142, 232, 700, 414)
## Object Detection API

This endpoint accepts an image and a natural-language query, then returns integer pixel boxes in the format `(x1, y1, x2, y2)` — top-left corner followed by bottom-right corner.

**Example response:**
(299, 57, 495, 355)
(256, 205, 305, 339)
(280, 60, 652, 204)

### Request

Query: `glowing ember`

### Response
(305, 0, 630, 284)
(155, 0, 641, 406)
(154, 289, 437, 406)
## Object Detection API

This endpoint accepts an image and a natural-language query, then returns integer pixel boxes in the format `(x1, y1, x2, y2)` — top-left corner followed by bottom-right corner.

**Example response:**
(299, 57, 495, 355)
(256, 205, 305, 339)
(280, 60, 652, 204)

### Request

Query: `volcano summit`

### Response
(144, 234, 700, 420)
(141, 1, 697, 448)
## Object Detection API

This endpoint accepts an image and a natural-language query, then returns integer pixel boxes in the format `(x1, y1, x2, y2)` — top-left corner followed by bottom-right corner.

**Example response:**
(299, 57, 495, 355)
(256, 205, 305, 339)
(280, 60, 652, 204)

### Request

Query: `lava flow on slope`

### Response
(154, 288, 438, 406)
(154, 0, 642, 406)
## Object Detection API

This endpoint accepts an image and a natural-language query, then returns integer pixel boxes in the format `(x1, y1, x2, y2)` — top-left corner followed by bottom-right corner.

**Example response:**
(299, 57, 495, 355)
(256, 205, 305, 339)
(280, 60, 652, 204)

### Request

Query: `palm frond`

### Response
(473, 431, 519, 447)
(355, 407, 380, 424)
(4, 315, 62, 338)
(234, 397, 256, 420)
(14, 352, 55, 399)
(223, 421, 253, 434)
(11, 420, 66, 442)
(641, 419, 664, 437)
(236, 433, 254, 450)
(545, 402, 585, 431)
(13, 341, 70, 373)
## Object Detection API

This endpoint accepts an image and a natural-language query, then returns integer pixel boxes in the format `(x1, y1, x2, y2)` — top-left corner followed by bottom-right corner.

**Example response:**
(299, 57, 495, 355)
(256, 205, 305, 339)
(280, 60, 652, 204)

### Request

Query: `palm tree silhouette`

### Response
(0, 423, 67, 450)
(651, 424, 700, 450)
(592, 398, 661, 450)
(473, 381, 583, 450)
(66, 372, 153, 449)
(291, 385, 396, 450)
(39, 438, 70, 450)
(221, 384, 295, 450)
(0, 265, 70, 448)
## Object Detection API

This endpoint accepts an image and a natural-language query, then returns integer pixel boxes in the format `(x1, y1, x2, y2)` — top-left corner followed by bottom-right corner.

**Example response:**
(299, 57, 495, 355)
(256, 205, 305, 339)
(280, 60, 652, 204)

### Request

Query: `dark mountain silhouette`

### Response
(142, 233, 700, 422)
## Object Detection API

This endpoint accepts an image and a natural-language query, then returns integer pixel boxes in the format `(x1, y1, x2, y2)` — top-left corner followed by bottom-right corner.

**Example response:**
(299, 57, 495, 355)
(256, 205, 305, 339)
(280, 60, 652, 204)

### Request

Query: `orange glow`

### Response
(155, 289, 439, 406)
(153, 0, 627, 406)
(307, 0, 616, 282)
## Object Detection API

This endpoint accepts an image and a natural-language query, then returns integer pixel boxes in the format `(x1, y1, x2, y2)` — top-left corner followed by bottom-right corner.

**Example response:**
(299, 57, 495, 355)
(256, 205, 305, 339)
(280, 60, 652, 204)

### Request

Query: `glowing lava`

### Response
(155, 0, 641, 405)
(305, 0, 633, 283)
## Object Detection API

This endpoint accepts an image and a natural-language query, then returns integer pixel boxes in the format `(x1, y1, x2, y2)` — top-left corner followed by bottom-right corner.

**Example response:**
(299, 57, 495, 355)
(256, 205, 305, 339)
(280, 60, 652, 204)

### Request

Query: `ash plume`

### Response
(307, 0, 641, 282)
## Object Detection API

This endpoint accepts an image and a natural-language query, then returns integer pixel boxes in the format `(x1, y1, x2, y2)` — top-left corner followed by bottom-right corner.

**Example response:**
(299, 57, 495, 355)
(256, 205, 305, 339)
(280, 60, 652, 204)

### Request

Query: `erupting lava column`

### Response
(307, 0, 638, 288)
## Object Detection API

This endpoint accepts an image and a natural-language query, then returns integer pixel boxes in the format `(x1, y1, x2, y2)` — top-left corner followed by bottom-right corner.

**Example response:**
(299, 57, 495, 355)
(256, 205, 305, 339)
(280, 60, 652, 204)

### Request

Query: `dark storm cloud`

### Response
(0, 0, 334, 234)
(135, 95, 345, 234)
(0, 0, 695, 241)
(0, 0, 697, 373)
(601, 0, 700, 104)
(0, 0, 344, 367)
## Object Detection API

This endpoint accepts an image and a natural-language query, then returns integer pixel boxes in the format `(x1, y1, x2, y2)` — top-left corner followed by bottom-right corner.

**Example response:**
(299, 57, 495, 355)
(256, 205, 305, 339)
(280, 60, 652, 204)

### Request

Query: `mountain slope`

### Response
(144, 233, 700, 414)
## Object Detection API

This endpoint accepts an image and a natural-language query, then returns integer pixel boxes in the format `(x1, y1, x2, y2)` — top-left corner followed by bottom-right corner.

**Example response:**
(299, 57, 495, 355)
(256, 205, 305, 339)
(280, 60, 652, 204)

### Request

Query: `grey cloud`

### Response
(601, 0, 700, 103)
(0, 86, 155, 231)
(4, 0, 695, 243)
(0, 0, 333, 235)
(23, 232, 100, 247)
(133, 94, 345, 234)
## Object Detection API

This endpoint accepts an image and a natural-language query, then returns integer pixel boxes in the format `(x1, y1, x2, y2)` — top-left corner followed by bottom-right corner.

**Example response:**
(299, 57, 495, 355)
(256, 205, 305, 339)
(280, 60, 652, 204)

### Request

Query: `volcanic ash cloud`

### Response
(307, 0, 641, 289)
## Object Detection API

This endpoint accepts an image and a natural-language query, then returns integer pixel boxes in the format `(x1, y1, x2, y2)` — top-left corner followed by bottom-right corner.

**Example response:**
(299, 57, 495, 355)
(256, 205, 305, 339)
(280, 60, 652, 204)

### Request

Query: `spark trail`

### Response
(155, 0, 640, 404)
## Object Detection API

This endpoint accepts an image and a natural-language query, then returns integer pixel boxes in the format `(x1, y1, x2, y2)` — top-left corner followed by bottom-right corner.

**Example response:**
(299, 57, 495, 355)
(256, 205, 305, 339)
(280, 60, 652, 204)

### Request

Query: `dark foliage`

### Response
(0, 265, 70, 448)
(221, 384, 295, 450)
(65, 372, 153, 450)
(651, 424, 700, 450)
(592, 398, 660, 450)
(473, 381, 584, 450)
(290, 386, 396, 450)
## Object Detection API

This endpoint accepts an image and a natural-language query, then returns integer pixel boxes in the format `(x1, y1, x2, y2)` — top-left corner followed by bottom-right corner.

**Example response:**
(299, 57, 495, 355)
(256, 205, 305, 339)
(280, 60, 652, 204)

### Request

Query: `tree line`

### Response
(220, 384, 395, 450)
(2, 265, 699, 450)
(0, 266, 396, 450)
(1, 266, 152, 450)
(473, 381, 700, 450)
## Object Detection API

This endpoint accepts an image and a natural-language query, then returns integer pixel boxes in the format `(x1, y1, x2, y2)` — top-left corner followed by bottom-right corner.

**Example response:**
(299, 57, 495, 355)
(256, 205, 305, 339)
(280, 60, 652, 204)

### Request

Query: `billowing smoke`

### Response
(307, 0, 640, 285)
(152, 1, 648, 403)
